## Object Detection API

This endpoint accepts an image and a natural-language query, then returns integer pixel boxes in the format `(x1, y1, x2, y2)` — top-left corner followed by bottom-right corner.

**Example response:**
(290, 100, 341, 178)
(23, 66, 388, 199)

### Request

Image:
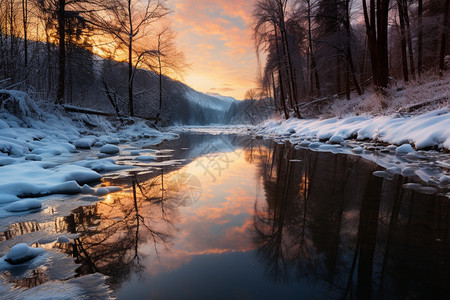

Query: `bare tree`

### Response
(90, 0, 168, 116)
(439, 0, 449, 76)
(362, 0, 391, 88)
(142, 26, 187, 121)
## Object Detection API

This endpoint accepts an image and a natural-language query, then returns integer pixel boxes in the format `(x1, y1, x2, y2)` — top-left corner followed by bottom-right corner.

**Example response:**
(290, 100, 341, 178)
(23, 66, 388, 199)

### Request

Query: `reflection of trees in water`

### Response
(252, 142, 450, 298)
(60, 169, 180, 289)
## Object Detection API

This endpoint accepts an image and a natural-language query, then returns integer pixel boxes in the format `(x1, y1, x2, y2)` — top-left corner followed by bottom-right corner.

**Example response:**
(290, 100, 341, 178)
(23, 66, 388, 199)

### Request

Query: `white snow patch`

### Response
(2, 243, 45, 265)
(100, 144, 120, 154)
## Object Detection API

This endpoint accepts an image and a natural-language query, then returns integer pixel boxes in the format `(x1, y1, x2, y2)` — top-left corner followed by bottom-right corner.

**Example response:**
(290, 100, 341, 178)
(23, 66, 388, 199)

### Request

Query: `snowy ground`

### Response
(0, 90, 179, 220)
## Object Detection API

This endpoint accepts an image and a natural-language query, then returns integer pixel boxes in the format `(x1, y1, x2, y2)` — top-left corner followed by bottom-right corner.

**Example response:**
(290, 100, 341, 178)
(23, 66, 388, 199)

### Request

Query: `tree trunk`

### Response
(274, 23, 289, 119)
(22, 0, 28, 74)
(345, 0, 363, 95)
(56, 0, 66, 104)
(128, 0, 134, 116)
(397, 0, 409, 82)
(418, 0, 423, 76)
(307, 0, 321, 96)
(362, 0, 391, 88)
(439, 0, 449, 76)
(403, 1, 416, 80)
(128, 37, 134, 116)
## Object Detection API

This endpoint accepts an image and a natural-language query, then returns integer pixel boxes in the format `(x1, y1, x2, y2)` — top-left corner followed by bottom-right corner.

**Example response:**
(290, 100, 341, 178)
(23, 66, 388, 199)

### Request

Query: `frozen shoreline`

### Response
(0, 91, 178, 219)
(256, 109, 450, 151)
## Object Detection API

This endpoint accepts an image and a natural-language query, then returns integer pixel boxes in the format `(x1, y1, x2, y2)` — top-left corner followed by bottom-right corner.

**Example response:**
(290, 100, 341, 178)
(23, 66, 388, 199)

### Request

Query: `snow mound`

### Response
(5, 199, 42, 212)
(3, 243, 45, 265)
(100, 144, 120, 154)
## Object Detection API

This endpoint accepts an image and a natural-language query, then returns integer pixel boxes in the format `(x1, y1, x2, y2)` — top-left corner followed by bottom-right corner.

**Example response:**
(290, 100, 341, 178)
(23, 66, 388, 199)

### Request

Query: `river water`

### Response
(0, 133, 449, 299)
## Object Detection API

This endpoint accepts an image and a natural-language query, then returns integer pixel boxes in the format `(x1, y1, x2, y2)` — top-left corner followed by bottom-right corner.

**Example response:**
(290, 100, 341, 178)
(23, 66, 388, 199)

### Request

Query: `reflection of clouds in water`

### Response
(140, 153, 263, 277)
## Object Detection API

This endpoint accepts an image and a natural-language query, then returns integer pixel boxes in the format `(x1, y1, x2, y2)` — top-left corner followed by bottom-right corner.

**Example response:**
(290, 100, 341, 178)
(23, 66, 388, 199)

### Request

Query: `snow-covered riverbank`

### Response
(257, 108, 450, 151)
(0, 91, 178, 218)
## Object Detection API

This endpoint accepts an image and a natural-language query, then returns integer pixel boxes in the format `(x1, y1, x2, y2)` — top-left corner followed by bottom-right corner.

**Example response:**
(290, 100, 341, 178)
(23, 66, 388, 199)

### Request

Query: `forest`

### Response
(252, 0, 449, 119)
(0, 0, 449, 122)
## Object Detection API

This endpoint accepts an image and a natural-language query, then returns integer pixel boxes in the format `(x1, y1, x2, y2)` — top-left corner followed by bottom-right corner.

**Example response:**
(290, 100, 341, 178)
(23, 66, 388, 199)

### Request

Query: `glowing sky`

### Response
(168, 0, 257, 100)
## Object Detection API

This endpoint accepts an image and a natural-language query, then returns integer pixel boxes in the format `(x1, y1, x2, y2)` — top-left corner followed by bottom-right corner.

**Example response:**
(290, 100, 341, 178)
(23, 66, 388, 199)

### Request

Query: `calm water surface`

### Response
(1, 133, 449, 299)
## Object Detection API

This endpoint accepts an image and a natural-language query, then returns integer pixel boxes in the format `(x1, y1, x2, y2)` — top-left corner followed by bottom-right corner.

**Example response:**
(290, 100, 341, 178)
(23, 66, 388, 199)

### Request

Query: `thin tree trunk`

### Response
(274, 23, 289, 119)
(362, 0, 391, 88)
(307, 0, 321, 96)
(56, 0, 66, 104)
(439, 0, 449, 76)
(403, 1, 416, 80)
(397, 1, 409, 82)
(418, 0, 423, 76)
(128, 0, 134, 116)
(22, 0, 27, 72)
(345, 0, 363, 95)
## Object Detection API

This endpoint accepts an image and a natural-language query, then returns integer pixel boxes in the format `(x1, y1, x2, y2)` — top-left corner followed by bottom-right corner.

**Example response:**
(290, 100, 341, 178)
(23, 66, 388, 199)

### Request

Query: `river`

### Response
(0, 132, 449, 299)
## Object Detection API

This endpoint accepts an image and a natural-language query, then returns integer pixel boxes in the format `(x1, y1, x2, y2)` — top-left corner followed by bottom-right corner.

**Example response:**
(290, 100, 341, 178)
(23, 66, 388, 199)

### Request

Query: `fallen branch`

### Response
(398, 96, 449, 113)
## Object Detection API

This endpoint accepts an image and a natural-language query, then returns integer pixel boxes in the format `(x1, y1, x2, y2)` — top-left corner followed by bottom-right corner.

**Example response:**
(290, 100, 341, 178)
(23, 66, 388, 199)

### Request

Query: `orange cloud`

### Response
(168, 0, 258, 99)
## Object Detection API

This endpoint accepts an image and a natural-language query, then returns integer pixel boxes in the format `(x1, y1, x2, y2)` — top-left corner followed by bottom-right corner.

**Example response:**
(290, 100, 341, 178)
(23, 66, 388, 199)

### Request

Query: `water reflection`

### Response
(0, 134, 448, 299)
(252, 142, 450, 299)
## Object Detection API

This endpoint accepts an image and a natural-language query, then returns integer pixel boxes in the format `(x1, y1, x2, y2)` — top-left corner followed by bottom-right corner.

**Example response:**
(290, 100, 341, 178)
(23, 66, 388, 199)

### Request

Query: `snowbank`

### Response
(0, 90, 179, 218)
(258, 109, 450, 151)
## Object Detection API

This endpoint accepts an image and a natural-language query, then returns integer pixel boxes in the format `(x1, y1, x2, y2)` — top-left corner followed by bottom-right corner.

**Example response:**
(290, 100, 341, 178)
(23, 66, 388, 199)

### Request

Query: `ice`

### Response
(440, 175, 450, 184)
(329, 135, 344, 144)
(57, 236, 70, 243)
(351, 147, 364, 154)
(49, 181, 82, 194)
(373, 170, 394, 180)
(136, 155, 157, 161)
(396, 144, 415, 154)
(95, 187, 110, 196)
(4, 199, 41, 212)
(81, 184, 96, 194)
(100, 144, 120, 154)
(57, 165, 102, 184)
(403, 183, 422, 189)
(96, 186, 122, 196)
(107, 186, 122, 193)
(2, 243, 45, 265)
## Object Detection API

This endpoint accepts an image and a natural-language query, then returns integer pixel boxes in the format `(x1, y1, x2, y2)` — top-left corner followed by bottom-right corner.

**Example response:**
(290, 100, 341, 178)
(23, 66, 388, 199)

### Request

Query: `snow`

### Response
(2, 243, 45, 265)
(74, 138, 93, 149)
(135, 155, 157, 161)
(100, 144, 120, 154)
(395, 144, 415, 154)
(5, 199, 42, 212)
(0, 90, 178, 219)
(257, 108, 450, 151)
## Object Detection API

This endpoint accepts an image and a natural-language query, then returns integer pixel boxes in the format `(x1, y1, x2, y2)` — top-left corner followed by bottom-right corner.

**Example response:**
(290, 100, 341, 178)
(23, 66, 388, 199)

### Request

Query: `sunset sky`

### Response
(168, 0, 258, 100)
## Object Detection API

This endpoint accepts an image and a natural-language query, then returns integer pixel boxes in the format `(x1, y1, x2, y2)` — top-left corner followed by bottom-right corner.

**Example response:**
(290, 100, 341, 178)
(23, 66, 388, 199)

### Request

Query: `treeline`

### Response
(253, 0, 449, 119)
(0, 0, 186, 120)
